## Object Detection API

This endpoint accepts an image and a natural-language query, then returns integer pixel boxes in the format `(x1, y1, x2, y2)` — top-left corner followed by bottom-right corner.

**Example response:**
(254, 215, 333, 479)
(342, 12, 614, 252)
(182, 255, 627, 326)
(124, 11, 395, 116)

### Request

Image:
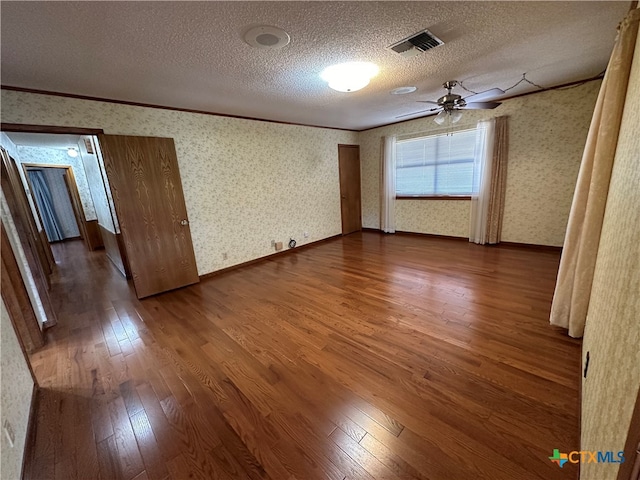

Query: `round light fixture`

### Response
(244, 25, 290, 49)
(67, 148, 79, 158)
(320, 62, 379, 93)
(390, 86, 417, 95)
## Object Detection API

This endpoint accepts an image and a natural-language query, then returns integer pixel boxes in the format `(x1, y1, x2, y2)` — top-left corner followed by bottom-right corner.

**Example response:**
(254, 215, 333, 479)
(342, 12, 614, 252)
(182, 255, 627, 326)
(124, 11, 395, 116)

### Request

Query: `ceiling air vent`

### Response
(388, 29, 444, 59)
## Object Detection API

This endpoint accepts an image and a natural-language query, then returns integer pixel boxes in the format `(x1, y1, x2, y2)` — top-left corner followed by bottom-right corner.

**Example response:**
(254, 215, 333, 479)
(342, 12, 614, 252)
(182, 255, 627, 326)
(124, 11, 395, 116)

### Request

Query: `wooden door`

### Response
(1, 149, 55, 275)
(338, 144, 362, 235)
(1, 223, 44, 351)
(98, 135, 199, 298)
(1, 149, 58, 327)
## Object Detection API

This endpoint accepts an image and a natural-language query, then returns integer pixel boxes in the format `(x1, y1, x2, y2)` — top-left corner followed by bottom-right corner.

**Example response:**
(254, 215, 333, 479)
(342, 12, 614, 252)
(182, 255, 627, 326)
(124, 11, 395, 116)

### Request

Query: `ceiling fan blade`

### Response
(416, 100, 439, 105)
(464, 101, 502, 110)
(463, 88, 505, 103)
(395, 108, 436, 119)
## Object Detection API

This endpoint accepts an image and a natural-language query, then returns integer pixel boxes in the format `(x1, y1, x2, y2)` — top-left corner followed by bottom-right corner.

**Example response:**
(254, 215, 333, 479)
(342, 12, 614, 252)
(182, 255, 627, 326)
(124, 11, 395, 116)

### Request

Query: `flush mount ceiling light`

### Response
(390, 86, 417, 95)
(244, 25, 290, 49)
(320, 62, 379, 93)
(67, 148, 78, 158)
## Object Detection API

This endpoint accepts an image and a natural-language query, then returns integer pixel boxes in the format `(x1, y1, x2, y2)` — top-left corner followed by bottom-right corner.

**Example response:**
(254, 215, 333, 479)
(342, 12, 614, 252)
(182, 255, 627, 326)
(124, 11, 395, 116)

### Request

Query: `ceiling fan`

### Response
(397, 80, 504, 124)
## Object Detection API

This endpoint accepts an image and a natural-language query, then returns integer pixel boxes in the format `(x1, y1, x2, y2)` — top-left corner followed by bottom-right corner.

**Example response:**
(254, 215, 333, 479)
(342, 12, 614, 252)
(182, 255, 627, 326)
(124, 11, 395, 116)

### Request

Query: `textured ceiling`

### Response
(0, 1, 629, 130)
(5, 132, 83, 150)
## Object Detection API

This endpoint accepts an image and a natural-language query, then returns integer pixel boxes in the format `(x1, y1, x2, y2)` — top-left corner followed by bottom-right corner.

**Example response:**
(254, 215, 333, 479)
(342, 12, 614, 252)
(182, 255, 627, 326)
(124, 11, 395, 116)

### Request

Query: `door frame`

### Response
(618, 387, 640, 480)
(1, 149, 55, 275)
(1, 124, 199, 299)
(1, 124, 106, 327)
(2, 124, 108, 253)
(1, 222, 45, 351)
(1, 148, 58, 328)
(1, 123, 104, 136)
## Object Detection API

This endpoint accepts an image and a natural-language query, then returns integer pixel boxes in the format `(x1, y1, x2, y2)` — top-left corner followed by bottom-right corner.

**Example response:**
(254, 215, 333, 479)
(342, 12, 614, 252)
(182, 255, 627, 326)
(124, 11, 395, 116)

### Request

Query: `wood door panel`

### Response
(1, 149, 54, 276)
(99, 135, 199, 298)
(1, 148, 58, 327)
(1, 223, 44, 351)
(338, 145, 362, 235)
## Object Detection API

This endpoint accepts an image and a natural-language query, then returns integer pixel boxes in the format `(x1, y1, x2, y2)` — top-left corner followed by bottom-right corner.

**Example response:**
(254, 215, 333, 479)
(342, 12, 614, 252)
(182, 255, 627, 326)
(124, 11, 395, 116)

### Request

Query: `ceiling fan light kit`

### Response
(397, 80, 505, 122)
(433, 109, 463, 125)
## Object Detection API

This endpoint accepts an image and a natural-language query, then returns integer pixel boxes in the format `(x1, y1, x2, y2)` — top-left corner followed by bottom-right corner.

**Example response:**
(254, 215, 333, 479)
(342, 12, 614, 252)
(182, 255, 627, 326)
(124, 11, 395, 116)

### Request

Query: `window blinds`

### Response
(396, 128, 478, 196)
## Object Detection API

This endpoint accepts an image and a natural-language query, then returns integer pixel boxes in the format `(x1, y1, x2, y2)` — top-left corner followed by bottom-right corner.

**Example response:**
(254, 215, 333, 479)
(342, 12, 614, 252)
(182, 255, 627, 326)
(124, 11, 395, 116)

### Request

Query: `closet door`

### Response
(338, 144, 362, 235)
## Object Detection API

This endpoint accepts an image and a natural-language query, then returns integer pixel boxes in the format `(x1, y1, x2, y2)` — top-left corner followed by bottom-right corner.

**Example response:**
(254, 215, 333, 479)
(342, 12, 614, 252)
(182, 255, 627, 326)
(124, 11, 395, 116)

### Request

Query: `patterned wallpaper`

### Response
(0, 298, 35, 480)
(15, 146, 97, 221)
(37, 168, 80, 238)
(581, 27, 640, 480)
(396, 200, 470, 237)
(0, 90, 358, 275)
(359, 80, 600, 245)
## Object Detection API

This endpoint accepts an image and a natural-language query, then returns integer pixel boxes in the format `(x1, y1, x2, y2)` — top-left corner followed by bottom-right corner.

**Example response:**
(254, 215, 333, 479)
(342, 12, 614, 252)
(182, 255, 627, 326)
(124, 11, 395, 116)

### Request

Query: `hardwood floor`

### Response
(24, 233, 581, 480)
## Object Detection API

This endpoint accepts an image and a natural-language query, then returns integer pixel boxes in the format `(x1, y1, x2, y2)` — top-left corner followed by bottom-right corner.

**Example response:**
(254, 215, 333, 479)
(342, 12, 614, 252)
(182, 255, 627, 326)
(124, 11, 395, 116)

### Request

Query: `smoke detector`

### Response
(244, 25, 290, 49)
(388, 29, 444, 58)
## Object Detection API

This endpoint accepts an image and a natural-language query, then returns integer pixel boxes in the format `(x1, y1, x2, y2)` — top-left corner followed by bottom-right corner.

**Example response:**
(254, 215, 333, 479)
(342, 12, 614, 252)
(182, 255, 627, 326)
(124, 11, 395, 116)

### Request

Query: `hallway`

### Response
(24, 233, 581, 480)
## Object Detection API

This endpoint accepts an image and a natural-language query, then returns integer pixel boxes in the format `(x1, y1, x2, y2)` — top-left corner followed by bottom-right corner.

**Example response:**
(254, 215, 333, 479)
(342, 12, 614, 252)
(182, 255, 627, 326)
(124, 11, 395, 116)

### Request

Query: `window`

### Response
(396, 128, 479, 197)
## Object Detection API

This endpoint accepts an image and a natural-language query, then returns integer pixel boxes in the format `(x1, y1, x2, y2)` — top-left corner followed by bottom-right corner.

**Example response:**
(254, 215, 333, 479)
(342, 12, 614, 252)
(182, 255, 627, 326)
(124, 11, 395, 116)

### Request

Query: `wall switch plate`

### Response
(271, 239, 276, 247)
(222, 252, 228, 260)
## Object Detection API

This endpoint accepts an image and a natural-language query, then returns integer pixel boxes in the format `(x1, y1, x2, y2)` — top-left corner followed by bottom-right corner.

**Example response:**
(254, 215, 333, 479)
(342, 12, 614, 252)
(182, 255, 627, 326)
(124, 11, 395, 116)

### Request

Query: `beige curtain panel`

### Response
(550, 8, 640, 338)
(469, 116, 509, 245)
(486, 116, 509, 244)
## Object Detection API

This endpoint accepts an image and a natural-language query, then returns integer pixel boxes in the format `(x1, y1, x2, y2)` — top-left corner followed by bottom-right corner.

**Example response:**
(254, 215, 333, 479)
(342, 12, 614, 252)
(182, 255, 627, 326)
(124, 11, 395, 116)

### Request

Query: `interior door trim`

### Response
(1, 123, 104, 135)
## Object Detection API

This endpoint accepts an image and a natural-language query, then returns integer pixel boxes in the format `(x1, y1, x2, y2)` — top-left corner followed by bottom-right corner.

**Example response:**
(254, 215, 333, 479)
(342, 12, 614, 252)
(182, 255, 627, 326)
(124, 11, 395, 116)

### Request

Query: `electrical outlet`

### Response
(303, 232, 309, 238)
(3, 419, 15, 448)
(271, 239, 276, 247)
(222, 252, 228, 260)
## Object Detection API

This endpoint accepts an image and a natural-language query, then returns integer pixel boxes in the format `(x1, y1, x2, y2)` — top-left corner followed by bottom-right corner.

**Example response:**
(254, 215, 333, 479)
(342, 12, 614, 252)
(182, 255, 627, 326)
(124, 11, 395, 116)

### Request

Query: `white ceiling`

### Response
(0, 1, 629, 130)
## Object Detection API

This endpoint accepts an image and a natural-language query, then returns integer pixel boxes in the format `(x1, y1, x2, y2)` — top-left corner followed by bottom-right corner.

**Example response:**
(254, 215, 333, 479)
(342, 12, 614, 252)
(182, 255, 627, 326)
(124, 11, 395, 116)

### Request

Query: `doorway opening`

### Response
(1, 131, 130, 278)
(2, 126, 200, 304)
(23, 165, 85, 244)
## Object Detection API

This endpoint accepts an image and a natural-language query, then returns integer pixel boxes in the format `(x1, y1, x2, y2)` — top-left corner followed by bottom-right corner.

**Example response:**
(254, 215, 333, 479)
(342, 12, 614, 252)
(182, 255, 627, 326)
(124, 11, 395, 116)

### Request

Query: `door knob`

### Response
(180, 219, 189, 226)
